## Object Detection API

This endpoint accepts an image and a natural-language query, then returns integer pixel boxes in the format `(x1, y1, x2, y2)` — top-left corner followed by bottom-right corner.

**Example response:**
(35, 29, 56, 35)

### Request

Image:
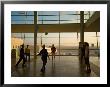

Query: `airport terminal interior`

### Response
(11, 11, 100, 77)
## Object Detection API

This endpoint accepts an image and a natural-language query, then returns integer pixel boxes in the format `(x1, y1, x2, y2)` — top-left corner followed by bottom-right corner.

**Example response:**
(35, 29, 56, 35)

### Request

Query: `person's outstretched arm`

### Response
(38, 50, 42, 56)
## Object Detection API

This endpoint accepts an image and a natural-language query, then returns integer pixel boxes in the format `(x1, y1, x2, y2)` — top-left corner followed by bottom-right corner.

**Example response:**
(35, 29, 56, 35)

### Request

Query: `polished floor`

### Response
(11, 56, 100, 77)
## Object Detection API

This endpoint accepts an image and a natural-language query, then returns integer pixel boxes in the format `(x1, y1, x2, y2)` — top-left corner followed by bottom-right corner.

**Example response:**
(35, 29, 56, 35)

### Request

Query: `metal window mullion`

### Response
(59, 11, 60, 55)
(34, 11, 37, 59)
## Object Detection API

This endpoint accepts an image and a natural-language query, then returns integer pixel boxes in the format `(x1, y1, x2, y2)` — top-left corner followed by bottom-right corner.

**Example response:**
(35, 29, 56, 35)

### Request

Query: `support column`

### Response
(79, 11, 84, 61)
(59, 32, 60, 55)
(80, 11, 84, 43)
(59, 11, 60, 55)
(34, 11, 37, 59)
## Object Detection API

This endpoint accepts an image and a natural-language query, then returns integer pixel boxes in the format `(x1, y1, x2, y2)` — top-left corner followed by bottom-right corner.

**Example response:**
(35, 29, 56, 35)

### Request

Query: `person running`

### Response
(51, 44, 56, 61)
(15, 44, 26, 67)
(25, 45, 30, 62)
(84, 42, 91, 73)
(38, 45, 50, 72)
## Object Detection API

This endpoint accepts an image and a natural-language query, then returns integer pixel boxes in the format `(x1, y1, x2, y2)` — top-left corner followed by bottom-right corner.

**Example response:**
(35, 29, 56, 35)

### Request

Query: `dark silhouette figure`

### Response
(51, 44, 56, 60)
(84, 42, 91, 73)
(79, 42, 85, 62)
(82, 43, 85, 60)
(25, 45, 30, 62)
(38, 45, 50, 73)
(15, 44, 26, 67)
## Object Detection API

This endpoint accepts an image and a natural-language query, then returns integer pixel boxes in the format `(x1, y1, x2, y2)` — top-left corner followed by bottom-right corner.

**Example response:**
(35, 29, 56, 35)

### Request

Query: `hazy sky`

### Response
(11, 11, 94, 24)
(12, 32, 100, 47)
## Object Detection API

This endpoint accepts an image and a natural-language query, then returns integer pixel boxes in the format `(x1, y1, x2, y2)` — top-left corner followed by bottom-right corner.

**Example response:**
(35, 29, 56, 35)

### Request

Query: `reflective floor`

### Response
(11, 56, 100, 77)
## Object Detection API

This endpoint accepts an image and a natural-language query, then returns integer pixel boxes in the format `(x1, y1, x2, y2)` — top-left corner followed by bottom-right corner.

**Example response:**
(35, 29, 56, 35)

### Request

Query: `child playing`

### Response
(38, 45, 50, 72)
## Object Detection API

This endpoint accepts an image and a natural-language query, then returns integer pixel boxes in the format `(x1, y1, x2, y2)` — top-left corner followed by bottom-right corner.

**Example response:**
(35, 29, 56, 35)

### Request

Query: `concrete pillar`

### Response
(59, 32, 60, 55)
(79, 11, 84, 60)
(34, 11, 37, 59)
(80, 11, 84, 43)
(59, 11, 60, 55)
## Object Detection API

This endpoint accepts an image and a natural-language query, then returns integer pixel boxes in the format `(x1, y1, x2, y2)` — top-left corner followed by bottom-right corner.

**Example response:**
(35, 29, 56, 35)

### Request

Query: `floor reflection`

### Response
(11, 56, 99, 77)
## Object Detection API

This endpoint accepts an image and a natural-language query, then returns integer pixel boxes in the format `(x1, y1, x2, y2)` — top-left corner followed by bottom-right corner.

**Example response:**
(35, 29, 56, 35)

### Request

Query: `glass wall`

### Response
(11, 32, 100, 56)
(37, 32, 80, 55)
(11, 11, 99, 56)
(11, 11, 95, 24)
(84, 32, 100, 56)
(37, 33, 59, 55)
(11, 33, 34, 55)
(11, 11, 34, 24)
(60, 32, 80, 55)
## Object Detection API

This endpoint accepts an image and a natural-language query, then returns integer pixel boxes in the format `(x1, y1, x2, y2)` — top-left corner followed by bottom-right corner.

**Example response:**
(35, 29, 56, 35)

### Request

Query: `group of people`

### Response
(15, 42, 91, 73)
(15, 45, 30, 67)
(15, 44, 56, 72)
(79, 42, 91, 73)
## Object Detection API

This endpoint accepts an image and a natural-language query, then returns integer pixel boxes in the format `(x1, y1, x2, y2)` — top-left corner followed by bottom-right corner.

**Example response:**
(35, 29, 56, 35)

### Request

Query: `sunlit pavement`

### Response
(11, 56, 100, 77)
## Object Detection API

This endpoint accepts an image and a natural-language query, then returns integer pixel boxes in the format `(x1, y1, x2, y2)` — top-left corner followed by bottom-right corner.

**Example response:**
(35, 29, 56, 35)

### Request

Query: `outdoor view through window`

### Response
(11, 11, 100, 77)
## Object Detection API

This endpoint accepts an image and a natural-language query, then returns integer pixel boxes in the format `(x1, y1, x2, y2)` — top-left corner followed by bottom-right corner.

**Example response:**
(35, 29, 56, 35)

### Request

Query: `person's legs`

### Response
(86, 58, 90, 70)
(85, 58, 91, 73)
(87, 63, 91, 73)
(43, 62, 46, 69)
(85, 58, 88, 70)
(81, 51, 83, 62)
(22, 56, 26, 67)
(52, 53, 53, 61)
(87, 64, 89, 70)
(41, 58, 47, 72)
(25, 53, 27, 62)
(28, 53, 30, 61)
(16, 57, 22, 66)
(41, 63, 46, 72)
(87, 63, 90, 70)
(53, 53, 55, 59)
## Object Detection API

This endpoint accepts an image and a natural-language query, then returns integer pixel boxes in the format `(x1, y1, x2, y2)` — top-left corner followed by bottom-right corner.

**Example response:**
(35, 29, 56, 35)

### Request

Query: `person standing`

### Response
(16, 46, 20, 58)
(15, 44, 26, 67)
(51, 44, 56, 61)
(84, 42, 91, 73)
(25, 45, 30, 62)
(38, 45, 50, 72)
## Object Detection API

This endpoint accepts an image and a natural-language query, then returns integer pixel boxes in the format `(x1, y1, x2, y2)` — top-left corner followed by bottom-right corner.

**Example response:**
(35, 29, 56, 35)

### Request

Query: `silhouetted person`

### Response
(84, 42, 91, 73)
(25, 45, 30, 62)
(11, 47, 16, 59)
(38, 45, 50, 72)
(15, 44, 26, 67)
(51, 44, 56, 60)
(82, 43, 85, 59)
(79, 42, 85, 62)
(17, 46, 20, 58)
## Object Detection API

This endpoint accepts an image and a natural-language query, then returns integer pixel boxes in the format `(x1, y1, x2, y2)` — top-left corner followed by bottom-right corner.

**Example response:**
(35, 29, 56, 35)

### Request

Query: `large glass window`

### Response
(37, 32, 80, 56)
(11, 32, 100, 56)
(84, 32, 100, 56)
(84, 32, 100, 48)
(37, 33, 59, 55)
(11, 11, 34, 24)
(11, 11, 95, 24)
(11, 33, 34, 55)
(60, 32, 79, 55)
(11, 11, 99, 57)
